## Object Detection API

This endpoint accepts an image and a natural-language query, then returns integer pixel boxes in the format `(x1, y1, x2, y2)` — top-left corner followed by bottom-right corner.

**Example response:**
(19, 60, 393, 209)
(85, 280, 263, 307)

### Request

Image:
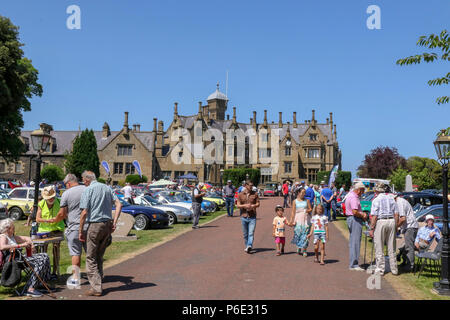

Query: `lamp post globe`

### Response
(30, 127, 52, 223)
(433, 129, 450, 296)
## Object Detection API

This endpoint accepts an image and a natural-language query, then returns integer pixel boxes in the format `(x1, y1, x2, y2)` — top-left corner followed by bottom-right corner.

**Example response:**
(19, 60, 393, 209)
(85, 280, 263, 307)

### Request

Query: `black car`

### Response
(398, 192, 443, 208)
(115, 198, 169, 230)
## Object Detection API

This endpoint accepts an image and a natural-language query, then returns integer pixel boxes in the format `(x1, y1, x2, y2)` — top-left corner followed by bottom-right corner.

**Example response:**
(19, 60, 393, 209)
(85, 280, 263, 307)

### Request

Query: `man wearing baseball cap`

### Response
(345, 182, 368, 271)
(415, 214, 441, 251)
(369, 183, 403, 276)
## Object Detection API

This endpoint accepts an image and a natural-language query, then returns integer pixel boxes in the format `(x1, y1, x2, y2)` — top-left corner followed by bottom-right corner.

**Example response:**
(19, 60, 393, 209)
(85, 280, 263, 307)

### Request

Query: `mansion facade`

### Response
(0, 85, 342, 186)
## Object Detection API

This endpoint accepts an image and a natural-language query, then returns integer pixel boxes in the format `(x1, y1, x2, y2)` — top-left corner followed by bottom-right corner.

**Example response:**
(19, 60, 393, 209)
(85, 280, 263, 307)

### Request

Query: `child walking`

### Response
(273, 205, 288, 256)
(308, 204, 329, 265)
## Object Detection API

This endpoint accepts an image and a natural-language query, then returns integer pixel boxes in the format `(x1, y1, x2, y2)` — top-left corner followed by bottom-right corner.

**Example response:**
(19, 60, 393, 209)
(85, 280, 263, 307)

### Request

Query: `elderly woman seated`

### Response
(415, 214, 442, 251)
(0, 218, 51, 297)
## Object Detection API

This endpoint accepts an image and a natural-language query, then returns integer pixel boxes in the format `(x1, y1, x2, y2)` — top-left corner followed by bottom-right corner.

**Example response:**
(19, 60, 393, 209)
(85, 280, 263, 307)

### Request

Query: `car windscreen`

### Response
(144, 195, 158, 205)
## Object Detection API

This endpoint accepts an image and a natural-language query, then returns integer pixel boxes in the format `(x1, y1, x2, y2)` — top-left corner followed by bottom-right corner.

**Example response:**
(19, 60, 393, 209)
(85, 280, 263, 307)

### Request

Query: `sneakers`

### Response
(244, 246, 252, 253)
(26, 289, 43, 298)
(192, 226, 199, 229)
(349, 266, 365, 271)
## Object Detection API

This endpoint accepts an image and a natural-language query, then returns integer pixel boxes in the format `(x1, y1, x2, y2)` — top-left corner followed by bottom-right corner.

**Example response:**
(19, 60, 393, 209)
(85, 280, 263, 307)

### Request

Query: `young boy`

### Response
(273, 205, 288, 256)
(308, 204, 329, 265)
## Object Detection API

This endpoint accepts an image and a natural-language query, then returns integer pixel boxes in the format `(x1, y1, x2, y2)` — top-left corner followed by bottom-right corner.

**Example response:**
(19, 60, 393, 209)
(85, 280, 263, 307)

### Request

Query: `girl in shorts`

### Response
(273, 205, 289, 256)
(308, 204, 329, 265)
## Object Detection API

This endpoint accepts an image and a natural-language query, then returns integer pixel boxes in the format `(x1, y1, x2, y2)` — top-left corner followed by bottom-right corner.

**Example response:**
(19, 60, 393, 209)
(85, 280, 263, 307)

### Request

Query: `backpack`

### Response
(1, 250, 22, 287)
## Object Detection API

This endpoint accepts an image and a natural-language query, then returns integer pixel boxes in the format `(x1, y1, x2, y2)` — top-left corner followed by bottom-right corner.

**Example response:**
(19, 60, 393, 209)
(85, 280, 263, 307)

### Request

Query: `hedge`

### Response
(222, 168, 260, 187)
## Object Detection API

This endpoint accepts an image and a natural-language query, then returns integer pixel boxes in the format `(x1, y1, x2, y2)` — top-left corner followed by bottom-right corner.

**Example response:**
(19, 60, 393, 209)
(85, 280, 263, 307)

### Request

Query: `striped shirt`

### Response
(80, 181, 118, 223)
(371, 193, 399, 219)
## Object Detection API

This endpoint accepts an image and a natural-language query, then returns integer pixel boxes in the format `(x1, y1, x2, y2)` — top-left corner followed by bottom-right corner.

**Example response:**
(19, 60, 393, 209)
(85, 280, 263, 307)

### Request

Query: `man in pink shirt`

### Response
(345, 182, 369, 271)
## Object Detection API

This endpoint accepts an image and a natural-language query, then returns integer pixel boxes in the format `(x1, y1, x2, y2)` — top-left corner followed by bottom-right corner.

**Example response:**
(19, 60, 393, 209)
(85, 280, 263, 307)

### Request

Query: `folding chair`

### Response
(414, 238, 443, 278)
(0, 249, 33, 296)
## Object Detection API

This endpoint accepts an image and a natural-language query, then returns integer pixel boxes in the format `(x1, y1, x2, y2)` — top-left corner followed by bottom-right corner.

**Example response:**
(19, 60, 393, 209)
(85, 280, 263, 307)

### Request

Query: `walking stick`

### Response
(23, 257, 57, 299)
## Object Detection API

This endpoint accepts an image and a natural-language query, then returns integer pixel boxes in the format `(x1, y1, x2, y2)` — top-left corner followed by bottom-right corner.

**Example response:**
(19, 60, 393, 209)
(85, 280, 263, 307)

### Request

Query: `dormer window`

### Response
(309, 134, 317, 141)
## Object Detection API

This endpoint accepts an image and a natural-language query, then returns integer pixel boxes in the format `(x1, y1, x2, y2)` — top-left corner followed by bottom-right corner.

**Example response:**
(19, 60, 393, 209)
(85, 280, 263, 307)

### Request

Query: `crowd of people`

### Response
(0, 171, 122, 297)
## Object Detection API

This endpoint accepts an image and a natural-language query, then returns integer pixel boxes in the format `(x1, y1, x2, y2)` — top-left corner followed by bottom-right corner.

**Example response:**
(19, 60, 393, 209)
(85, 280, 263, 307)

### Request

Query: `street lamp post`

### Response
(220, 169, 224, 190)
(30, 127, 52, 222)
(433, 129, 450, 296)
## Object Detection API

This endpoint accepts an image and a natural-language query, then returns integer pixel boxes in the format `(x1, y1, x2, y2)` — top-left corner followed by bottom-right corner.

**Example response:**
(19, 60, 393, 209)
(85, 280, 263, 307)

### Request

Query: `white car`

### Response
(152, 191, 193, 213)
(134, 195, 192, 225)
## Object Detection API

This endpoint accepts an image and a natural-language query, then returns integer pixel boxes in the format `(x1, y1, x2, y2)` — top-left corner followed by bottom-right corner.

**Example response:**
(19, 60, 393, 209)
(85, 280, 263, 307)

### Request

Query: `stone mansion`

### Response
(0, 85, 342, 186)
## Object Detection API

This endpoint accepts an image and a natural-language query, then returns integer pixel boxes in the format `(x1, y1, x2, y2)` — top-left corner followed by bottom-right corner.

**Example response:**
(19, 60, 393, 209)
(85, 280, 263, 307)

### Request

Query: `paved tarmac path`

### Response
(48, 197, 398, 300)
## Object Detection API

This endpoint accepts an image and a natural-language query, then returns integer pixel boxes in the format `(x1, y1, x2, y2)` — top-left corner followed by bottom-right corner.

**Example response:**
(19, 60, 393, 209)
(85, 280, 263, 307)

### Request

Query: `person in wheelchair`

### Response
(0, 218, 51, 297)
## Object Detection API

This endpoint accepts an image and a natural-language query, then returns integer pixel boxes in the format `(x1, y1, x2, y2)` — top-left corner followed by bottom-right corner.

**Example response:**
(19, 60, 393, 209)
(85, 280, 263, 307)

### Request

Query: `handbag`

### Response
(1, 250, 22, 287)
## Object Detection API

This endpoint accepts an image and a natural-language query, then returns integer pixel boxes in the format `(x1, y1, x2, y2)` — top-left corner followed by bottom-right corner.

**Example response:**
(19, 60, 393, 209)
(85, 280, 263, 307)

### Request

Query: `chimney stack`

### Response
(334, 124, 337, 138)
(263, 110, 268, 126)
(123, 111, 129, 132)
(329, 112, 333, 128)
(197, 102, 203, 119)
(102, 122, 110, 139)
(252, 111, 257, 129)
(137, 124, 141, 132)
(132, 124, 137, 132)
(279, 112, 283, 128)
(293, 112, 297, 128)
(158, 120, 164, 132)
(233, 107, 237, 123)
(153, 118, 157, 132)
(174, 102, 178, 115)
(227, 114, 230, 120)
(326, 118, 329, 125)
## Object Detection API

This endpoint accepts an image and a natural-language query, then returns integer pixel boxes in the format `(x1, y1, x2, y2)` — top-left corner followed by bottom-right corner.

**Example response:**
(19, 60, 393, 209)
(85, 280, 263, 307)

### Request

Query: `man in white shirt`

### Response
(395, 194, 418, 272)
(121, 183, 134, 204)
(369, 183, 405, 275)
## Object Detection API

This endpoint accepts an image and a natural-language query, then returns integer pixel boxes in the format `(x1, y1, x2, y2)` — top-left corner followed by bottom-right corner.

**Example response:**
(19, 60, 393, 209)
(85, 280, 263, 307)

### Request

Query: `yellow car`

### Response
(203, 193, 225, 208)
(0, 187, 43, 220)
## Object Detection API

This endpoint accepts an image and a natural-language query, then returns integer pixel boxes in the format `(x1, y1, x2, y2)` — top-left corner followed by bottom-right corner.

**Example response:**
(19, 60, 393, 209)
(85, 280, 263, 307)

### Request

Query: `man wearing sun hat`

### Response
(369, 183, 402, 276)
(345, 182, 368, 271)
(35, 185, 65, 279)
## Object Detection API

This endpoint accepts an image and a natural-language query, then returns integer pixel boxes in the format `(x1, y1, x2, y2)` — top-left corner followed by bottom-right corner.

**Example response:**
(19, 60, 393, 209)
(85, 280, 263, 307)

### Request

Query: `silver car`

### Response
(134, 195, 193, 226)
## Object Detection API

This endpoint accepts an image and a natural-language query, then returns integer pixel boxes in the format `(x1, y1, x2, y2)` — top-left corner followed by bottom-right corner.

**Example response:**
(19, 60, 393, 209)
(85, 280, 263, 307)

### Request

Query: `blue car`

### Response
(115, 198, 169, 230)
(415, 204, 450, 231)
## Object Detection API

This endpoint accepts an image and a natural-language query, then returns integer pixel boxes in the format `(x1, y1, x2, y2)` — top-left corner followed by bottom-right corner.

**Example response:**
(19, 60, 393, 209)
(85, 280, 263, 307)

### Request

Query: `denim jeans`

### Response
(225, 197, 234, 216)
(323, 201, 331, 220)
(241, 216, 257, 248)
(283, 195, 289, 208)
(331, 200, 337, 220)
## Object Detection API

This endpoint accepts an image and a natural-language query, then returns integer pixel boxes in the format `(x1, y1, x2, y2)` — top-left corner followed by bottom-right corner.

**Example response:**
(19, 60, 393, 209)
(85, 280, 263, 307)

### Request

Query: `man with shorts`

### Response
(50, 173, 86, 285)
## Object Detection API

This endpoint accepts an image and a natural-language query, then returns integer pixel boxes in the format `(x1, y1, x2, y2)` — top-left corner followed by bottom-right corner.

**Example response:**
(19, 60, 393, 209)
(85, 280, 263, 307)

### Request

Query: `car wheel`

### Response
(167, 212, 177, 226)
(9, 207, 23, 221)
(134, 214, 149, 230)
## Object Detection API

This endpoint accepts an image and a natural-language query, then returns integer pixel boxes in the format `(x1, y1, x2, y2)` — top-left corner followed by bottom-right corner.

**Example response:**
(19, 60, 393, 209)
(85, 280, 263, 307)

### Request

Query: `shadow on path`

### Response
(102, 275, 157, 295)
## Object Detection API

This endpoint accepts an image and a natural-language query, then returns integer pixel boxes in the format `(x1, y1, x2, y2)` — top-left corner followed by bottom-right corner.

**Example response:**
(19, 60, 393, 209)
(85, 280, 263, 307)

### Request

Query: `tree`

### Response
(397, 30, 449, 105)
(357, 146, 407, 179)
(0, 16, 43, 162)
(64, 129, 100, 179)
(388, 156, 446, 191)
(41, 164, 64, 183)
(125, 174, 148, 185)
(388, 168, 409, 191)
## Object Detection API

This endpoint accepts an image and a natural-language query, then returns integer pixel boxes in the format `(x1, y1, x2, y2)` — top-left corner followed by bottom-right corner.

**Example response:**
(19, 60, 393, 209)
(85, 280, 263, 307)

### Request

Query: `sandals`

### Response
(314, 257, 319, 263)
(320, 261, 325, 265)
(276, 251, 281, 256)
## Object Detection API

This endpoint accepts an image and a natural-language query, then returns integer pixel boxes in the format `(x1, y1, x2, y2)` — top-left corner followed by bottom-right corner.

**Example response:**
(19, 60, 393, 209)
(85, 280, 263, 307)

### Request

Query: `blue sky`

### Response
(2, 0, 449, 177)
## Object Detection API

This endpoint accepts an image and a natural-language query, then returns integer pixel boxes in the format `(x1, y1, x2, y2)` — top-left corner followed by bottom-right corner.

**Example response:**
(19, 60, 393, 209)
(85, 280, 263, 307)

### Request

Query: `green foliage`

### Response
(223, 168, 260, 187)
(388, 168, 409, 191)
(388, 156, 447, 191)
(397, 29, 449, 105)
(40, 164, 64, 183)
(0, 16, 43, 162)
(97, 178, 106, 184)
(64, 129, 100, 179)
(317, 170, 352, 189)
(125, 174, 148, 185)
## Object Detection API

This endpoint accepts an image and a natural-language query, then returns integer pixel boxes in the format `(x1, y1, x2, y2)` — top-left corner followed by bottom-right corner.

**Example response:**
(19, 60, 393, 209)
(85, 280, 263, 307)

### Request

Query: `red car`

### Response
(263, 190, 275, 197)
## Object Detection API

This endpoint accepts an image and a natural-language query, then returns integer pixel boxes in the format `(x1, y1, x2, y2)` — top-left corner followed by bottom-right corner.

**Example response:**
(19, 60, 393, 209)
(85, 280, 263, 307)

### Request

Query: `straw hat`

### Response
(42, 186, 56, 200)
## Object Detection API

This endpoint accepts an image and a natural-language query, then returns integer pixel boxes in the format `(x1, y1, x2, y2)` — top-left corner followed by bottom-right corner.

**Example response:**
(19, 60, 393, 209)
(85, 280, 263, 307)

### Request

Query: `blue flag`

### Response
(132, 160, 142, 178)
(101, 161, 110, 175)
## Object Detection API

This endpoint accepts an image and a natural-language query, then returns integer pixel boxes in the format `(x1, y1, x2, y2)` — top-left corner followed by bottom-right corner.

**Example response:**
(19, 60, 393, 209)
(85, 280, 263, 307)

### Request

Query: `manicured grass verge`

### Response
(1, 210, 227, 299)
(334, 216, 450, 300)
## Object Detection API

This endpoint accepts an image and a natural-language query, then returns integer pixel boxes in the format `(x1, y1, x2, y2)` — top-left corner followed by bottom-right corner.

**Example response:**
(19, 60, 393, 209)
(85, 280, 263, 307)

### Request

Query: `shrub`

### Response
(41, 165, 65, 183)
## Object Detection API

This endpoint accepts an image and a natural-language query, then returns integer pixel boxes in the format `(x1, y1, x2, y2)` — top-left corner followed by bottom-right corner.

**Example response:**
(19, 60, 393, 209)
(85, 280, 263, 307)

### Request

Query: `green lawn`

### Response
(335, 216, 450, 300)
(0, 210, 226, 299)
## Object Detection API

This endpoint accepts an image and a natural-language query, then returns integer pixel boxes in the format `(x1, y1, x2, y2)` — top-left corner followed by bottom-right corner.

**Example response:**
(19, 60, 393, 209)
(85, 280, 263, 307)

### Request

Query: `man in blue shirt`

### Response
(305, 184, 315, 205)
(415, 214, 441, 250)
(320, 185, 334, 221)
